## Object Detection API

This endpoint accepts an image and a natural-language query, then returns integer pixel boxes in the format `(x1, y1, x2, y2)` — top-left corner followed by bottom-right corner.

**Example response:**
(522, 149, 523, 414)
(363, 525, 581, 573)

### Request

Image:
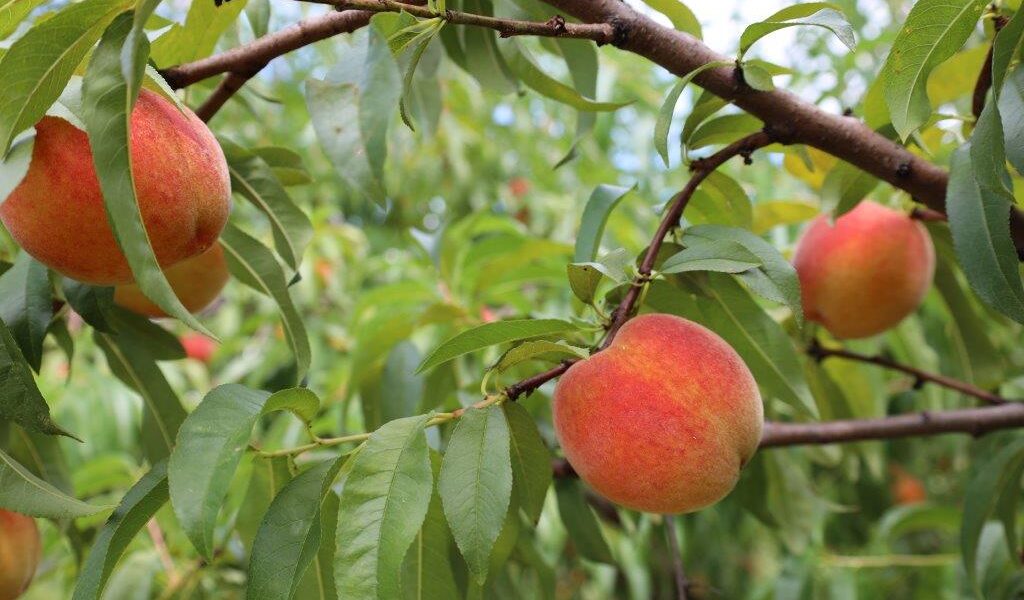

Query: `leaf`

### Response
(379, 342, 425, 424)
(504, 41, 630, 112)
(741, 62, 775, 91)
(0, 0, 129, 155)
(439, 405, 513, 583)
(821, 159, 880, 218)
(0, 252, 51, 371)
(221, 222, 312, 383)
(252, 146, 311, 187)
(883, 0, 986, 140)
(248, 457, 344, 600)
(684, 224, 804, 325)
(503, 403, 552, 523)
(574, 184, 634, 262)
(401, 452, 459, 600)
(149, 0, 248, 66)
(493, 340, 587, 374)
(82, 11, 211, 335)
(660, 238, 762, 275)
(245, 0, 271, 38)
(264, 387, 321, 425)
(95, 325, 187, 463)
(0, 317, 71, 437)
(682, 90, 728, 147)
(222, 140, 313, 271)
(335, 414, 433, 600)
(999, 67, 1024, 176)
(637, 0, 701, 38)
(751, 200, 818, 234)
(0, 131, 32, 200)
(566, 263, 604, 305)
(554, 478, 613, 563)
(168, 384, 271, 559)
(655, 60, 732, 166)
(686, 113, 763, 150)
(993, 7, 1024, 100)
(738, 3, 855, 59)
(961, 436, 1024, 588)
(0, 448, 109, 518)
(294, 492, 339, 600)
(62, 283, 114, 337)
(947, 141, 1024, 324)
(73, 461, 168, 600)
(396, 19, 445, 131)
(417, 319, 580, 373)
(0, 0, 44, 39)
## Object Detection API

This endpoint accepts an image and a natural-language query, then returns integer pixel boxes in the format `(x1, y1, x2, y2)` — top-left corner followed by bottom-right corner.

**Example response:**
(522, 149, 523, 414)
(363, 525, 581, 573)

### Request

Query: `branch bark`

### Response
(540, 0, 1024, 256)
(809, 339, 1007, 405)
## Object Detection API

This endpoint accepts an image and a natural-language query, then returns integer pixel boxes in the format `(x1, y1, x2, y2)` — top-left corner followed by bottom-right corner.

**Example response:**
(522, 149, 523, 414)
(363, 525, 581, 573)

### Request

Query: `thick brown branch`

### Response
(760, 402, 1024, 447)
(601, 131, 772, 345)
(315, 0, 616, 42)
(159, 10, 373, 89)
(809, 340, 1007, 405)
(540, 0, 1024, 256)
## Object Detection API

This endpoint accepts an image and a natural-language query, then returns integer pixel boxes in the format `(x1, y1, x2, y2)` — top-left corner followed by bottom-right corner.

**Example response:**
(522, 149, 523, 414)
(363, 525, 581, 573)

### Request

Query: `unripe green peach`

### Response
(0, 509, 41, 600)
(793, 201, 935, 339)
(114, 243, 228, 318)
(0, 89, 231, 285)
(553, 314, 764, 514)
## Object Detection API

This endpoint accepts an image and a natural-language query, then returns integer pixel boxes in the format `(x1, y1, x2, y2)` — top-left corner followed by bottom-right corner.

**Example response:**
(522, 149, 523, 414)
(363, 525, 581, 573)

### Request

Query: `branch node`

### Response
(896, 162, 912, 178)
(842, 107, 855, 117)
(807, 339, 827, 363)
(546, 15, 567, 35)
(607, 16, 630, 47)
(912, 376, 926, 391)
(761, 123, 793, 145)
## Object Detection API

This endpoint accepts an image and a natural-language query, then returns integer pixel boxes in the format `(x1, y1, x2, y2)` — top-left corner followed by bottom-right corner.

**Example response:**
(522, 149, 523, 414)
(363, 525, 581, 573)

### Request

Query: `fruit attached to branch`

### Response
(114, 243, 229, 318)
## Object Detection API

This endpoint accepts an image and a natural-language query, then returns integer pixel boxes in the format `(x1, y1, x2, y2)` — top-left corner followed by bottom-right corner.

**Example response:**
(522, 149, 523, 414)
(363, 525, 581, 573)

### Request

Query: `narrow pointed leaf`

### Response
(0, 252, 51, 371)
(417, 319, 580, 374)
(0, 448, 109, 518)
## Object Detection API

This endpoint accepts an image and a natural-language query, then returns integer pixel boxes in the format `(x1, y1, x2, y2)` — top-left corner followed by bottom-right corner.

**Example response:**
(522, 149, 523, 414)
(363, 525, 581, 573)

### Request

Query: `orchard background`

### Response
(2, 0, 1024, 598)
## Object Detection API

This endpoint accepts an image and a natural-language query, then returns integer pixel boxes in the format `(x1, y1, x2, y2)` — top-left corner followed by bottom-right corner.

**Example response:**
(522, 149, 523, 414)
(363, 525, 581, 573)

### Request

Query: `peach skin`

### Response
(0, 509, 40, 600)
(114, 243, 228, 318)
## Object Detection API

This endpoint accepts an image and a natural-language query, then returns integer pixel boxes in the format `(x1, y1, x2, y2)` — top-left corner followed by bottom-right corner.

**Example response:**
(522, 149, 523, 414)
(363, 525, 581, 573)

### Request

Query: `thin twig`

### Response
(311, 0, 616, 43)
(664, 515, 689, 600)
(809, 339, 1007, 405)
(972, 13, 1009, 119)
(195, 72, 253, 122)
(760, 401, 1024, 447)
(146, 519, 178, 587)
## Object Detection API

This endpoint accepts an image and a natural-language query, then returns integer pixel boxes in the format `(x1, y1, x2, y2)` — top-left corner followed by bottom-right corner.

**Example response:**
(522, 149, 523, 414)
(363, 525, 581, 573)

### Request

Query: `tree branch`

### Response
(972, 14, 1008, 119)
(760, 402, 1024, 447)
(809, 339, 1007, 405)
(539, 0, 1024, 257)
(314, 0, 616, 43)
(159, 10, 373, 89)
(195, 72, 251, 122)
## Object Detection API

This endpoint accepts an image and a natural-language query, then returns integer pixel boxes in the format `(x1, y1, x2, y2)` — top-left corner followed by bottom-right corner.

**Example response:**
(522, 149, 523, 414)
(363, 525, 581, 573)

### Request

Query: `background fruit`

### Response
(0, 89, 231, 285)
(114, 243, 229, 318)
(180, 333, 217, 364)
(793, 201, 935, 339)
(553, 313, 764, 514)
(0, 510, 40, 600)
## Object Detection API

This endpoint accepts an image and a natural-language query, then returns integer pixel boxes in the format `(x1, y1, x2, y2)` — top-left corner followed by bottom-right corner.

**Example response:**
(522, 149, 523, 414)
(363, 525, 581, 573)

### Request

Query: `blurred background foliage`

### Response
(5, 0, 1024, 597)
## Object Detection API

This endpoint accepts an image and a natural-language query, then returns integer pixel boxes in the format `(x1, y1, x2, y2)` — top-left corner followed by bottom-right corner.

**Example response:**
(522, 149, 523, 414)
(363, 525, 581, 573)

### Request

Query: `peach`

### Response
(113, 243, 228, 318)
(0, 89, 231, 285)
(0, 509, 41, 600)
(180, 333, 218, 363)
(793, 201, 935, 339)
(553, 314, 764, 514)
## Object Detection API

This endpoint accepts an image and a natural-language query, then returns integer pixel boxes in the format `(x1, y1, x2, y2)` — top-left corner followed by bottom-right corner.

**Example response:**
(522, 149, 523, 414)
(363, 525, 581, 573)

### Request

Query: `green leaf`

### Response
(821, 159, 880, 218)
(245, 0, 271, 38)
(0, 448, 109, 518)
(655, 60, 732, 166)
(492, 340, 587, 374)
(0, 317, 71, 437)
(686, 113, 763, 150)
(554, 478, 613, 563)
(82, 11, 211, 335)
(235, 455, 293, 552)
(335, 414, 433, 600)
(222, 140, 313, 271)
(751, 200, 818, 234)
(221, 222, 312, 383)
(503, 403, 552, 523)
(168, 384, 271, 559)
(62, 281, 115, 333)
(396, 19, 445, 131)
(566, 263, 604, 304)
(999, 67, 1024, 176)
(637, 0, 701, 38)
(149, 0, 248, 66)
(738, 3, 854, 59)
(251, 146, 311, 187)
(417, 319, 581, 373)
(961, 436, 1024, 588)
(401, 452, 459, 600)
(741, 62, 775, 91)
(947, 140, 1024, 324)
(993, 7, 1024, 100)
(295, 491, 339, 600)
(379, 342, 425, 424)
(684, 224, 804, 325)
(504, 41, 630, 112)
(574, 184, 634, 262)
(95, 325, 187, 463)
(73, 461, 168, 600)
(248, 457, 344, 600)
(883, 0, 986, 140)
(264, 387, 321, 425)
(683, 90, 728, 147)
(0, 0, 44, 39)
(439, 405, 513, 583)
(306, 24, 401, 204)
(660, 238, 762, 275)
(0, 0, 129, 155)
(0, 129, 32, 200)
(0, 252, 51, 371)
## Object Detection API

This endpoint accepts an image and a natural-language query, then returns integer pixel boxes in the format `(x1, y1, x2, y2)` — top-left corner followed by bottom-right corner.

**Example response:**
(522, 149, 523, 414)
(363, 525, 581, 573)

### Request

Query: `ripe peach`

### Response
(0, 89, 231, 285)
(793, 201, 935, 339)
(180, 333, 217, 363)
(0, 509, 41, 600)
(114, 243, 228, 318)
(553, 314, 764, 514)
